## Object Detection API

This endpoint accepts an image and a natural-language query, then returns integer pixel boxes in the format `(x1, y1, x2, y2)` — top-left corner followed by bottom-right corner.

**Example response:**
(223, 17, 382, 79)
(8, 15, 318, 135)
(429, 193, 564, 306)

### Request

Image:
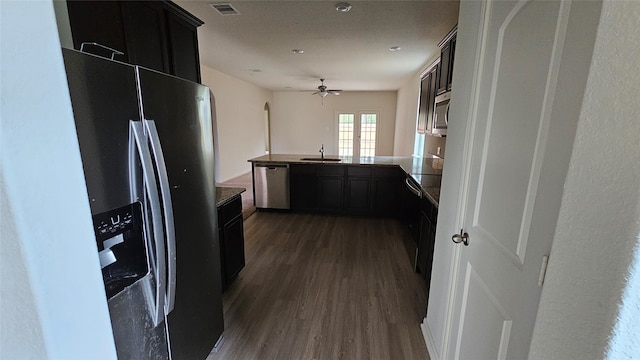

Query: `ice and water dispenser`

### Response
(92, 202, 149, 299)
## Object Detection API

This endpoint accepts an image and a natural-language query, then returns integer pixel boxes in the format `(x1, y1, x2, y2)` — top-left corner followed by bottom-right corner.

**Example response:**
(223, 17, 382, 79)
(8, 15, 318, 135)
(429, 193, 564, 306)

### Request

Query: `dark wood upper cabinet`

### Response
(417, 64, 439, 134)
(437, 26, 457, 95)
(66, 1, 128, 62)
(448, 35, 456, 92)
(66, 1, 203, 82)
(417, 75, 430, 134)
(437, 41, 451, 95)
(121, 1, 170, 74)
(167, 15, 202, 83)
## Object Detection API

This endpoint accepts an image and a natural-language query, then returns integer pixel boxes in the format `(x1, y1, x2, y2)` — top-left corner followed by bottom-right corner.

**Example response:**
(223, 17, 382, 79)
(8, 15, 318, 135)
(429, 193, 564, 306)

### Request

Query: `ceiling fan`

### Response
(312, 79, 342, 97)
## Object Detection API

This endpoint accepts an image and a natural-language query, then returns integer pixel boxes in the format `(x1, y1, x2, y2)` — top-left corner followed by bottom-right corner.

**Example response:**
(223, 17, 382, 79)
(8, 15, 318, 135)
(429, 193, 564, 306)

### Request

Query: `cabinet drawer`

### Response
(373, 166, 400, 178)
(219, 196, 242, 224)
(318, 165, 345, 176)
(291, 164, 316, 176)
(347, 166, 372, 177)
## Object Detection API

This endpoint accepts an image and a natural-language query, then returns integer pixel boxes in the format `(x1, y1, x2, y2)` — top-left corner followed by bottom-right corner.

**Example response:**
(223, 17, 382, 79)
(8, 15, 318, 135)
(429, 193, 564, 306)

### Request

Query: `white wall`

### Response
(529, 1, 640, 358)
(200, 65, 272, 182)
(0, 1, 116, 358)
(393, 75, 421, 156)
(271, 91, 397, 156)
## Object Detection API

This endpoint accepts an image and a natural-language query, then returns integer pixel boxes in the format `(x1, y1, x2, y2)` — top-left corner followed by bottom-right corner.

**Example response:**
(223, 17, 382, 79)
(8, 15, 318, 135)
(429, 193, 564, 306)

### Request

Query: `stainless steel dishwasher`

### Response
(253, 163, 290, 209)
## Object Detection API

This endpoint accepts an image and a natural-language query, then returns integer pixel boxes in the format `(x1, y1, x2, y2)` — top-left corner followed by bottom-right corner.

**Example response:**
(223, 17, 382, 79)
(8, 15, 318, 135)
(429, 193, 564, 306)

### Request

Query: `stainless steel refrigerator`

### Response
(62, 48, 223, 359)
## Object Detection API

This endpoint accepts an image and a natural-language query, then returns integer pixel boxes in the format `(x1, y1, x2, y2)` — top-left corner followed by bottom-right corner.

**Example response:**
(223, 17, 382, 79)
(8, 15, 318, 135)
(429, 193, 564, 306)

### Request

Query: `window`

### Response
(338, 114, 354, 156)
(338, 111, 379, 158)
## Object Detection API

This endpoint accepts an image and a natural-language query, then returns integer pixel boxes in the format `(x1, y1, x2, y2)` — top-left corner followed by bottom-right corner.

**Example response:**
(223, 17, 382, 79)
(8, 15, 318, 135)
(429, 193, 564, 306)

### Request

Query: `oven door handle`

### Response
(405, 177, 423, 199)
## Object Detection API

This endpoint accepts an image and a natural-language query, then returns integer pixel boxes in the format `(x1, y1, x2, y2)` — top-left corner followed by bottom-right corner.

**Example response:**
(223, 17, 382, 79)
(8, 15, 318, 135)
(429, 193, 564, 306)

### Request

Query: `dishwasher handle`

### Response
(255, 163, 290, 171)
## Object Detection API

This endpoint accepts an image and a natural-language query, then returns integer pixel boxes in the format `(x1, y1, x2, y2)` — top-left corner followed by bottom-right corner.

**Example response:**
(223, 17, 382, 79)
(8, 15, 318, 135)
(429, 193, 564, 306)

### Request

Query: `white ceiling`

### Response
(175, 1, 460, 92)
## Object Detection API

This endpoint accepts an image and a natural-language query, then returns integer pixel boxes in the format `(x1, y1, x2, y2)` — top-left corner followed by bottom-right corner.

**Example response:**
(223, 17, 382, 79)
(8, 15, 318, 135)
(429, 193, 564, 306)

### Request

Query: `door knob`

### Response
(452, 229, 469, 246)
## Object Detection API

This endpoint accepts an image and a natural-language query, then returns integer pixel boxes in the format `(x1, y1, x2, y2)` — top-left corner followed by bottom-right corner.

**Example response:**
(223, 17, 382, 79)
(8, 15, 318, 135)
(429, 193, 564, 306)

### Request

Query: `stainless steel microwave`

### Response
(432, 92, 451, 136)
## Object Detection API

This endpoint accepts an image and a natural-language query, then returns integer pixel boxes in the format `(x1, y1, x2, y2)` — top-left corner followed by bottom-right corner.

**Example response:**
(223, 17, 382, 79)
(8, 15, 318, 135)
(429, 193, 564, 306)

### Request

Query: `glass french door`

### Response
(338, 111, 379, 158)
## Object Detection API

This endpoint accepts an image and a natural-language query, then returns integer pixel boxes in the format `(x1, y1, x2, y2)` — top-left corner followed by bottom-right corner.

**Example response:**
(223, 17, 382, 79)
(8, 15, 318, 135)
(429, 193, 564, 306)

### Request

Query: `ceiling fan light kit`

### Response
(311, 79, 342, 98)
(335, 2, 352, 13)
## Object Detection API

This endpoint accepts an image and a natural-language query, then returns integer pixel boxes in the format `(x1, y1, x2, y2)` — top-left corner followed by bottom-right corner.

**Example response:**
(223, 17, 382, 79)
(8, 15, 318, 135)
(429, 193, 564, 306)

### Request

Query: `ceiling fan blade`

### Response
(311, 91, 319, 95)
(328, 90, 342, 95)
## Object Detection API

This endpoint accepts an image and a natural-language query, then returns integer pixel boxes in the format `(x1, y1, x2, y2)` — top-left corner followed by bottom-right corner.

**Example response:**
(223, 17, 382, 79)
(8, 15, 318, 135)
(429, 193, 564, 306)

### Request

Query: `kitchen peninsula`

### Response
(248, 154, 442, 209)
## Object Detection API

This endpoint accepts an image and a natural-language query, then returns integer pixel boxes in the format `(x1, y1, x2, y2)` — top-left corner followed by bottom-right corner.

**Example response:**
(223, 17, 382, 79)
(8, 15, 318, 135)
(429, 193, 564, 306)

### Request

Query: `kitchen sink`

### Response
(300, 157, 342, 162)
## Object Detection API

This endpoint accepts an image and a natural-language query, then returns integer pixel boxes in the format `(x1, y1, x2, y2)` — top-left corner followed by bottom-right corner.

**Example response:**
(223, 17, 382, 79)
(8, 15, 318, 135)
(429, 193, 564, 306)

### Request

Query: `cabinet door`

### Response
(318, 177, 344, 211)
(437, 41, 451, 94)
(121, 1, 170, 73)
(346, 178, 371, 214)
(372, 178, 399, 216)
(167, 16, 201, 83)
(426, 65, 439, 133)
(290, 164, 317, 211)
(416, 75, 430, 134)
(222, 214, 245, 285)
(447, 35, 456, 91)
(66, 1, 128, 62)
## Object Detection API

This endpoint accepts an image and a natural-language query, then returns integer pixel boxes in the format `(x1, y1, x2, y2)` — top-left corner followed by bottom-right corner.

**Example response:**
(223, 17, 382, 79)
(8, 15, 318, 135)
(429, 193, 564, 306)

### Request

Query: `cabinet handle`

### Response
(80, 42, 124, 60)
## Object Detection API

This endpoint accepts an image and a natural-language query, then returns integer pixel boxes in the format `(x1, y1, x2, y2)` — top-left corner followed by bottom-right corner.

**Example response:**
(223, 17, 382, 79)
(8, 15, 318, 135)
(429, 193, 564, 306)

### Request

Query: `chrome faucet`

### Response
(319, 144, 325, 160)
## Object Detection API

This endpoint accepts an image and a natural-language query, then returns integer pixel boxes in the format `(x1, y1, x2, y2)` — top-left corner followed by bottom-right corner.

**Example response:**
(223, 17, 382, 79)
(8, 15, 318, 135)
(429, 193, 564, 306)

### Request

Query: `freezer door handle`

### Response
(130, 120, 166, 326)
(144, 119, 177, 314)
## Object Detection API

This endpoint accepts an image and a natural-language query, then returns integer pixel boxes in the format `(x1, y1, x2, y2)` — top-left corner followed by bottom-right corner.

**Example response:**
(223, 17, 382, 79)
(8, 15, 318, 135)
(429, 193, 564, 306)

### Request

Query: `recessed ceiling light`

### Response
(291, 49, 304, 54)
(389, 46, 402, 52)
(335, 2, 352, 12)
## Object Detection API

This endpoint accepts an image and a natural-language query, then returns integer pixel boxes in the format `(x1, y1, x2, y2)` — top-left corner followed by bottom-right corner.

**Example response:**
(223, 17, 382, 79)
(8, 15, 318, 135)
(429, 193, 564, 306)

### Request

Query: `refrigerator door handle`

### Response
(144, 119, 177, 314)
(130, 120, 166, 326)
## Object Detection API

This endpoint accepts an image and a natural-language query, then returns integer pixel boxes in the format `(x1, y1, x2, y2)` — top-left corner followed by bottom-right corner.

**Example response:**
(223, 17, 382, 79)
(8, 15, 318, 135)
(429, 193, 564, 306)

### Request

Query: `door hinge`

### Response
(538, 255, 549, 287)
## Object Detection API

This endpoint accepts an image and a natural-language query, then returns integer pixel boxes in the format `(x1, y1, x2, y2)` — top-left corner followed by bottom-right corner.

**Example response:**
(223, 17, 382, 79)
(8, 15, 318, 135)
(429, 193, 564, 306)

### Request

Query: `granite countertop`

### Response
(248, 154, 443, 175)
(248, 154, 443, 207)
(411, 174, 442, 207)
(216, 187, 245, 208)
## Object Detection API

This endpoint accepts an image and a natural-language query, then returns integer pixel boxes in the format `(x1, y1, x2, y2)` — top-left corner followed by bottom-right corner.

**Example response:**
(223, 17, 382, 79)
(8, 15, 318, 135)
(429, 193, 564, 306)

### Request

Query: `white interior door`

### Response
(444, 1, 572, 359)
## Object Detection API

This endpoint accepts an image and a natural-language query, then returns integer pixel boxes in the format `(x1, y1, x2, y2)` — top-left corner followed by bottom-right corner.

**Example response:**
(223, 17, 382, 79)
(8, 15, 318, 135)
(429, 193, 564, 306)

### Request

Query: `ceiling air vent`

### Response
(209, 3, 240, 16)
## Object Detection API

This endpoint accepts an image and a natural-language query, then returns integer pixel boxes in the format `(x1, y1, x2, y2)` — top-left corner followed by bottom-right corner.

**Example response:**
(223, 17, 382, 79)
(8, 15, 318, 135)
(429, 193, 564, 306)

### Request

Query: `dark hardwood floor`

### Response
(207, 211, 429, 360)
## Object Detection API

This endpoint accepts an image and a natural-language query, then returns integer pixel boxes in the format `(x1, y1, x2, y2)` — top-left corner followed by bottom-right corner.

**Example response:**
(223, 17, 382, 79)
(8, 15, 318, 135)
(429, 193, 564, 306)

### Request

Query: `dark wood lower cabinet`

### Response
(318, 177, 344, 212)
(290, 164, 318, 211)
(346, 177, 370, 214)
(372, 166, 403, 216)
(291, 164, 403, 217)
(346, 167, 372, 215)
(417, 196, 438, 302)
(217, 196, 245, 291)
